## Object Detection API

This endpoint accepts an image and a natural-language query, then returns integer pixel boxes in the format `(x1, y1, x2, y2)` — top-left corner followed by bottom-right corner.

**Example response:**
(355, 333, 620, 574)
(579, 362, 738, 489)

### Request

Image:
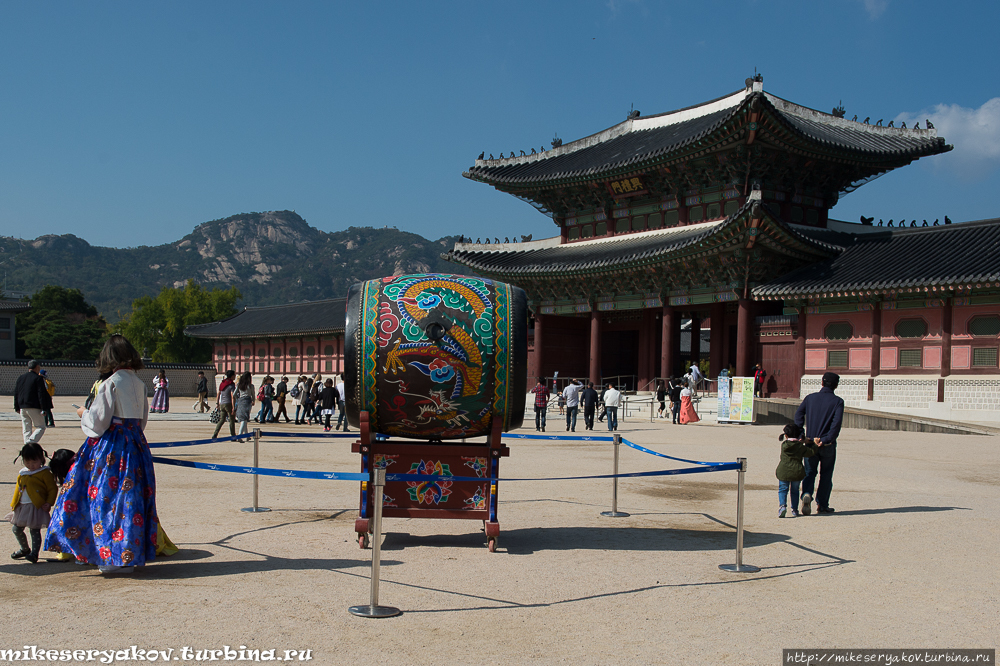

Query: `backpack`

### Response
(257, 386, 266, 401)
(45, 378, 56, 397)
(289, 385, 300, 398)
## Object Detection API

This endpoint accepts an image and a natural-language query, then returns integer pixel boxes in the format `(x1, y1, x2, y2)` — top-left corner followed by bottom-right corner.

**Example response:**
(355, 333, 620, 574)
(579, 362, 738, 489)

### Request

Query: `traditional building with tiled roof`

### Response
(185, 298, 347, 378)
(445, 77, 1000, 421)
(0, 298, 31, 360)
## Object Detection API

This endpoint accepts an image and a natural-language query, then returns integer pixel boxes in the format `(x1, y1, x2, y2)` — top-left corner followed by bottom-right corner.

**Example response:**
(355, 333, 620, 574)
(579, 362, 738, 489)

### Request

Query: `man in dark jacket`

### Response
(580, 382, 599, 430)
(14, 359, 53, 444)
(794, 372, 845, 515)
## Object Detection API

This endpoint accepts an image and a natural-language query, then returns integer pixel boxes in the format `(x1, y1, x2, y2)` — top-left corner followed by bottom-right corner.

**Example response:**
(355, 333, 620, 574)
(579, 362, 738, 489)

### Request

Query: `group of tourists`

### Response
(211, 371, 349, 440)
(654, 377, 700, 425)
(530, 378, 623, 433)
(7, 336, 176, 574)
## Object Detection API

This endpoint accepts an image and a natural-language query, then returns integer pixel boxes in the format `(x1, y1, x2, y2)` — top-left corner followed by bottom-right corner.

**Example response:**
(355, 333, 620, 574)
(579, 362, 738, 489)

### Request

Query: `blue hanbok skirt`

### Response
(45, 418, 159, 567)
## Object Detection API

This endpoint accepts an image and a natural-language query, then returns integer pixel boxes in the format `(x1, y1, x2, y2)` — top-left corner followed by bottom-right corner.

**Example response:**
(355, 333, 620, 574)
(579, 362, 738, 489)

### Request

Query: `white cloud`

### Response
(896, 98, 1000, 179)
(862, 0, 889, 19)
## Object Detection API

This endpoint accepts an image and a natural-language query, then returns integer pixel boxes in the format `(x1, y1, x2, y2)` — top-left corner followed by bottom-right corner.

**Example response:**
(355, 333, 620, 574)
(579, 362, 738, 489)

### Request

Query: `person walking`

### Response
(669, 378, 682, 424)
(602, 383, 621, 432)
(195, 371, 209, 413)
(775, 423, 818, 518)
(581, 382, 599, 431)
(212, 370, 237, 440)
(14, 360, 52, 445)
(655, 381, 667, 419)
(562, 379, 583, 432)
(255, 376, 275, 423)
(274, 376, 291, 423)
(335, 375, 349, 432)
(40, 370, 56, 427)
(530, 378, 549, 432)
(679, 380, 700, 424)
(233, 372, 255, 442)
(293, 375, 309, 424)
(794, 372, 845, 515)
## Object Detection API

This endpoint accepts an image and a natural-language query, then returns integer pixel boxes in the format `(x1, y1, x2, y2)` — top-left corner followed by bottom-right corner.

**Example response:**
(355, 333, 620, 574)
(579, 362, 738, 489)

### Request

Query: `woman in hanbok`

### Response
(45, 335, 161, 574)
(150, 370, 169, 413)
(679, 380, 701, 425)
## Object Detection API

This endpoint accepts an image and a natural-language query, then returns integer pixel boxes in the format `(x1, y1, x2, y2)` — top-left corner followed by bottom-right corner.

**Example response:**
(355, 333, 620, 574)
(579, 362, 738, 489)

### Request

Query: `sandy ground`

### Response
(1, 397, 997, 665)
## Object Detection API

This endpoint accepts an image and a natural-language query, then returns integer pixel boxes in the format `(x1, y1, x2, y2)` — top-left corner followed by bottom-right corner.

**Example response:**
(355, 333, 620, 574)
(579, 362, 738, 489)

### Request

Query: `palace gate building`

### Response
(443, 78, 1000, 421)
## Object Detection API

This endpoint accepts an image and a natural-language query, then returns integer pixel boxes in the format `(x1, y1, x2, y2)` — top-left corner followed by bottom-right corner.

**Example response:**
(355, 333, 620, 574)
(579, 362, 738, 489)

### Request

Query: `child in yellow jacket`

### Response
(6, 443, 57, 563)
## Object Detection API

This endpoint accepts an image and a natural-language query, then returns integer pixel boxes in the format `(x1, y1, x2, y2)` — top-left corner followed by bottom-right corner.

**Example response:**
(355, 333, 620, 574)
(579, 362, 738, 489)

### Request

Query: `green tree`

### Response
(15, 285, 109, 360)
(115, 280, 241, 363)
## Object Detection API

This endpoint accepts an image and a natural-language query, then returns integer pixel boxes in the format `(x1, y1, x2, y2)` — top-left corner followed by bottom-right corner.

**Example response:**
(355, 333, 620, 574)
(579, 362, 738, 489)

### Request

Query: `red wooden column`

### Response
(736, 299, 753, 376)
(589, 309, 601, 385)
(661, 305, 677, 378)
(638, 309, 651, 388)
(939, 299, 953, 402)
(795, 307, 808, 399)
(533, 314, 545, 382)
(709, 303, 725, 378)
(869, 305, 881, 401)
(689, 315, 701, 370)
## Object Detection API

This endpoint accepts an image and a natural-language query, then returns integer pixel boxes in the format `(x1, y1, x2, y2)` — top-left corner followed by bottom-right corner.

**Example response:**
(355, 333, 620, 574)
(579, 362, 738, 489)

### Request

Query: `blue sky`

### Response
(1, 1, 998, 248)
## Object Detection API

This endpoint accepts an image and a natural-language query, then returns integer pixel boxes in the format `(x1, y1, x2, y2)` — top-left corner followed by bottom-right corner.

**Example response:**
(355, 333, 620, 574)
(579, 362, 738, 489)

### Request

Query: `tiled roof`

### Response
(444, 200, 838, 277)
(464, 89, 950, 188)
(185, 298, 347, 339)
(0, 300, 30, 312)
(753, 219, 1000, 298)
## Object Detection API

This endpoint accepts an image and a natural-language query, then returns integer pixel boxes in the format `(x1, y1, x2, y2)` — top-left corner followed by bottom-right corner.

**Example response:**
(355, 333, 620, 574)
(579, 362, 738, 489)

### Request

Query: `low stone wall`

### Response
(756, 398, 1000, 436)
(0, 360, 217, 398)
(800, 374, 1000, 422)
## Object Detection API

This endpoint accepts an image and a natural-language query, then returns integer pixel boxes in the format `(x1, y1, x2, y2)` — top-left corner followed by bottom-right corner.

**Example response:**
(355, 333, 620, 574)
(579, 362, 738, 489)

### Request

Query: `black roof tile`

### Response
(445, 201, 838, 277)
(466, 90, 950, 188)
(754, 219, 1000, 298)
(185, 298, 346, 339)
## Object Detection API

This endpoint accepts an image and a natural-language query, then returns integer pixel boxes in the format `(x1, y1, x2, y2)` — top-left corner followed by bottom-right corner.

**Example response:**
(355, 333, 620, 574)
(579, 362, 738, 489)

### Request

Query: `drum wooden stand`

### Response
(353, 412, 510, 552)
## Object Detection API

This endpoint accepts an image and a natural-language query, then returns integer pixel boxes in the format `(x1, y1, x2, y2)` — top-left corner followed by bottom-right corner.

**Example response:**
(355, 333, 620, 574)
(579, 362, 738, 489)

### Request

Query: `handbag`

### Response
(209, 406, 221, 424)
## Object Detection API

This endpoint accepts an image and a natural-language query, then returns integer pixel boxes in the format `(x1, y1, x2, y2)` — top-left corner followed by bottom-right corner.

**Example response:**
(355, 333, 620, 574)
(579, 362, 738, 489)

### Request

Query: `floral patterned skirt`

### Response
(151, 387, 169, 413)
(44, 418, 159, 567)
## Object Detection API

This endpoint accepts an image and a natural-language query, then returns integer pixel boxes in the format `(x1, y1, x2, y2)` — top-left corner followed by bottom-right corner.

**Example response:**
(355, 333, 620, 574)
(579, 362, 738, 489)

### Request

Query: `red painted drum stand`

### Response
(353, 412, 510, 552)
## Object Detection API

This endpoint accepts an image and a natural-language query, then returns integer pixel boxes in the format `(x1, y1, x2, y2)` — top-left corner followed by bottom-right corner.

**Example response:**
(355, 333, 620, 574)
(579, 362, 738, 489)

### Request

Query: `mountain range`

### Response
(0, 211, 469, 322)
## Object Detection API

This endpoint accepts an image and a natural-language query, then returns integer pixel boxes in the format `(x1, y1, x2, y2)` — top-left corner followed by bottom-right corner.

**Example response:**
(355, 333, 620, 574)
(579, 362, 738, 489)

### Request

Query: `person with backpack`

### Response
(306, 374, 322, 425)
(40, 370, 56, 427)
(255, 376, 275, 423)
(293, 375, 310, 425)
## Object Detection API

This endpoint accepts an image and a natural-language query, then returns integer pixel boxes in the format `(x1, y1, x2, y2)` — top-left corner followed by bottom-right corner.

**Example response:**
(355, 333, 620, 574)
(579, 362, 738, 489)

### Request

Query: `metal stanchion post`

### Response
(350, 468, 400, 618)
(719, 457, 759, 573)
(241, 428, 270, 513)
(601, 433, 630, 517)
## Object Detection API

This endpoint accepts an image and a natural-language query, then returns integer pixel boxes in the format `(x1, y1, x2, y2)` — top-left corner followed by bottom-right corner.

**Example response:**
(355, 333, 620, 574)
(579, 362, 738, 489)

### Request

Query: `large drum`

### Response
(344, 274, 527, 440)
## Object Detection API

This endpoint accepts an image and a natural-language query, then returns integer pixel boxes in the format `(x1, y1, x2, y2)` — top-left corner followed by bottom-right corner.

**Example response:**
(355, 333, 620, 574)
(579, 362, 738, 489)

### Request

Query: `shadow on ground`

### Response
(819, 505, 971, 517)
(381, 525, 789, 555)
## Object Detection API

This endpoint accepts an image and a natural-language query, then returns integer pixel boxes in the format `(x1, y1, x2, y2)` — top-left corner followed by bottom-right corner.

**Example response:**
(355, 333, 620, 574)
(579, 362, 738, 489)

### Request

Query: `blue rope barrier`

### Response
(620, 439, 728, 467)
(151, 456, 369, 481)
(502, 433, 614, 442)
(259, 431, 359, 439)
(151, 455, 739, 483)
(147, 433, 246, 448)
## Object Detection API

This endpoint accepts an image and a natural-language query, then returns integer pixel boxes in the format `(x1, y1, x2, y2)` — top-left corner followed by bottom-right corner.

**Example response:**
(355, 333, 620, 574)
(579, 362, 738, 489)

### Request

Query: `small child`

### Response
(775, 423, 817, 518)
(47, 449, 77, 562)
(557, 393, 566, 415)
(6, 443, 57, 563)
